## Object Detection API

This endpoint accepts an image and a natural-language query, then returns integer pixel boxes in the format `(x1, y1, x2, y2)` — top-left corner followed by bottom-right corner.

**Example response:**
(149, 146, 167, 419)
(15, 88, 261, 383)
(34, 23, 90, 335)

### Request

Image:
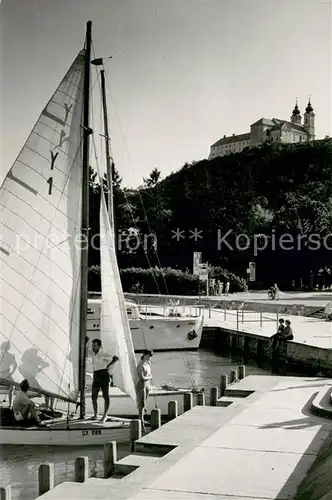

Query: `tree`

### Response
(87, 139, 332, 288)
(143, 167, 162, 188)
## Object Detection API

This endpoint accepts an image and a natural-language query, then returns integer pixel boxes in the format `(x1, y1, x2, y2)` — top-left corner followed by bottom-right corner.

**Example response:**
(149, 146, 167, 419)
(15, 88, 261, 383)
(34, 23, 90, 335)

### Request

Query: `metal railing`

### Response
(136, 301, 279, 330)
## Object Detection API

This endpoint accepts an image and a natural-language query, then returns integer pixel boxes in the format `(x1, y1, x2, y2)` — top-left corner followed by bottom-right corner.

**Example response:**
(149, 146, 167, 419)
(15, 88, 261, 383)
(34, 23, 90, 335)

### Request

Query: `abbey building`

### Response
(209, 99, 315, 159)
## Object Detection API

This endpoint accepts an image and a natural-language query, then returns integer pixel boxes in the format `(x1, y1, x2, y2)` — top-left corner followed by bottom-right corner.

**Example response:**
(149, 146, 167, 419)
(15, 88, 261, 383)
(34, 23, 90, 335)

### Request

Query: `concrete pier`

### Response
(35, 375, 332, 500)
(202, 308, 332, 373)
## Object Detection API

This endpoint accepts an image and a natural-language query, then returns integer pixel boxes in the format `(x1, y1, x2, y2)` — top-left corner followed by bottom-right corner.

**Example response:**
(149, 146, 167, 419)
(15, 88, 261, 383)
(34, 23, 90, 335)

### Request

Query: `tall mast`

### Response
(100, 69, 115, 238)
(79, 20, 92, 419)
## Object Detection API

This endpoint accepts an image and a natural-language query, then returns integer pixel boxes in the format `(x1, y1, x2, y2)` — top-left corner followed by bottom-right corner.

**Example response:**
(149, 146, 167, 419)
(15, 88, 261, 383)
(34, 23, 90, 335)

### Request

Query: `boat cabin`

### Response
(87, 299, 141, 322)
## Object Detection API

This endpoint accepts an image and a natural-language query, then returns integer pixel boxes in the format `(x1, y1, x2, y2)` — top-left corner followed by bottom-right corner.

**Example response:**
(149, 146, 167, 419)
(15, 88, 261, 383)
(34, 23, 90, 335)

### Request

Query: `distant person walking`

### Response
(224, 281, 230, 296)
(136, 349, 153, 430)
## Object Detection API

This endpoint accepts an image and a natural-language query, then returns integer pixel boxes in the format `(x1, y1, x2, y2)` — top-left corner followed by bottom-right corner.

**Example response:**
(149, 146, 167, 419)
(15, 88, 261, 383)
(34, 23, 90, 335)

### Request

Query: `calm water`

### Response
(0, 349, 271, 500)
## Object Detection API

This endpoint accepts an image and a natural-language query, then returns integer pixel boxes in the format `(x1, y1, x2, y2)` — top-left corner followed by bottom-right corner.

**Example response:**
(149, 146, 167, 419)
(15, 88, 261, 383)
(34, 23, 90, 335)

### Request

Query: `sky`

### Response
(1, 0, 331, 188)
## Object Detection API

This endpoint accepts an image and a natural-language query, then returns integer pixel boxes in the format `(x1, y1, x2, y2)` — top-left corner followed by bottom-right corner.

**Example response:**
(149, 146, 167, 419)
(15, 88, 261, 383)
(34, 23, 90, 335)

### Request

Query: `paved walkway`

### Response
(37, 375, 332, 500)
(149, 304, 332, 350)
(129, 376, 332, 500)
(127, 290, 332, 308)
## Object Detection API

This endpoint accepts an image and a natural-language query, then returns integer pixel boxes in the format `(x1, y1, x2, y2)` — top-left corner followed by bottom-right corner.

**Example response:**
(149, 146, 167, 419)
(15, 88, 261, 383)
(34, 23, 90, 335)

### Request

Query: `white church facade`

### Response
(209, 100, 315, 159)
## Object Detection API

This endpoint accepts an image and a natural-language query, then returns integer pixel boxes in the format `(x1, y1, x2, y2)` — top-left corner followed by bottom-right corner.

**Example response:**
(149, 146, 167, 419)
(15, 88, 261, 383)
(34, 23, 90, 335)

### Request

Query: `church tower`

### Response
(290, 101, 301, 124)
(303, 99, 315, 141)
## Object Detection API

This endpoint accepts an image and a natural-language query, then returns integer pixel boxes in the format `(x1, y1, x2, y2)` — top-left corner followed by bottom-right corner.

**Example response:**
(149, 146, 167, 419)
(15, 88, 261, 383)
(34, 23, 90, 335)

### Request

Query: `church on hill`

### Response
(209, 99, 315, 159)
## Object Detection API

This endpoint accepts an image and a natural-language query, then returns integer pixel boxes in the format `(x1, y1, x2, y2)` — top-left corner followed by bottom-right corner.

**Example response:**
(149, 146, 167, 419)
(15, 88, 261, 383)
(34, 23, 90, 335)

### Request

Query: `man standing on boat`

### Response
(91, 339, 118, 423)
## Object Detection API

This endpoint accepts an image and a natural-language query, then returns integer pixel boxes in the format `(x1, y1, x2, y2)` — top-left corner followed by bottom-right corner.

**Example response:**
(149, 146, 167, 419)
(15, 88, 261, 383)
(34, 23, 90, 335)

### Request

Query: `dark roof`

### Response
(270, 119, 307, 134)
(251, 118, 275, 126)
(211, 132, 250, 147)
(305, 100, 314, 113)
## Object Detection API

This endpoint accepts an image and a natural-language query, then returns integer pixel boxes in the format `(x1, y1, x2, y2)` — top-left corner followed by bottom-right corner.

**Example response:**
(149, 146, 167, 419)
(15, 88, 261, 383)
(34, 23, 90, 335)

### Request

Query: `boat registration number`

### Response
(81, 429, 102, 436)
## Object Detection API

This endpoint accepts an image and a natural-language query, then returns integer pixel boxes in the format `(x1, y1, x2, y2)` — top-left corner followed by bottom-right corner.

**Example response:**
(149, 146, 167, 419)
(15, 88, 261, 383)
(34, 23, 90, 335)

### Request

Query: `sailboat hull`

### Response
(0, 421, 130, 446)
(0, 388, 191, 445)
(87, 300, 204, 351)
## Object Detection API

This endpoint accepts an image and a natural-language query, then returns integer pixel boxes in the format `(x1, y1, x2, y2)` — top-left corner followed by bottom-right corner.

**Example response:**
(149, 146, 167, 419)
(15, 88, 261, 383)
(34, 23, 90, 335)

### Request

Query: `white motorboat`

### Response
(87, 298, 203, 351)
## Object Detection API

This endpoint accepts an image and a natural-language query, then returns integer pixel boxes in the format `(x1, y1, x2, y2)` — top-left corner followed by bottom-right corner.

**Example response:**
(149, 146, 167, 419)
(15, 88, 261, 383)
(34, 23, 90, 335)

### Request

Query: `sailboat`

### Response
(0, 21, 191, 446)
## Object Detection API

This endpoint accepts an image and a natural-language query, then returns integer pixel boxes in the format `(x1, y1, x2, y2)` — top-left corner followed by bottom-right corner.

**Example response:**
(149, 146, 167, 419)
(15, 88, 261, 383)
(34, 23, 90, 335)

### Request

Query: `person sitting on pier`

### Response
(136, 349, 153, 430)
(91, 339, 119, 423)
(12, 379, 43, 426)
(267, 318, 285, 352)
(283, 320, 294, 341)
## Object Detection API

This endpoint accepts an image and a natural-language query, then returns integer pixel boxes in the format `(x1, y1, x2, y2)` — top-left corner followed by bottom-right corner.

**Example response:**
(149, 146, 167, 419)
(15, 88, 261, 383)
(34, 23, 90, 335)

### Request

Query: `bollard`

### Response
(242, 308, 244, 323)
(224, 305, 227, 321)
(260, 310, 263, 328)
(130, 419, 142, 452)
(210, 386, 219, 406)
(230, 369, 238, 383)
(236, 309, 239, 330)
(220, 374, 228, 396)
(209, 301, 211, 318)
(276, 308, 279, 325)
(104, 441, 117, 478)
(183, 392, 193, 412)
(38, 463, 54, 496)
(0, 486, 11, 500)
(75, 456, 89, 483)
(238, 365, 246, 380)
(151, 408, 161, 430)
(168, 400, 178, 420)
(196, 392, 205, 406)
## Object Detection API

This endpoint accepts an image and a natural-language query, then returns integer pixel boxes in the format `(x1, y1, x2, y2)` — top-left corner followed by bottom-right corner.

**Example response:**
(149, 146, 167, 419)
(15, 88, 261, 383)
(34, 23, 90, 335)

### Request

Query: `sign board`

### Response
(249, 262, 256, 282)
(197, 262, 208, 282)
(193, 252, 202, 275)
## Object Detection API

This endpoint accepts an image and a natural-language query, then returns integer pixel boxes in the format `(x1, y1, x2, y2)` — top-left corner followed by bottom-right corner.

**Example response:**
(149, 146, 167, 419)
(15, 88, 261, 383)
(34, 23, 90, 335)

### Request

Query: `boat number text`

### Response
(81, 429, 102, 436)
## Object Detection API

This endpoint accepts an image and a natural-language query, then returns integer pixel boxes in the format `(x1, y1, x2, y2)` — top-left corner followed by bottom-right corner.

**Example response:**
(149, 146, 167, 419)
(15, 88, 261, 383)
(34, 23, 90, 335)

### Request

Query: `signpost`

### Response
(193, 253, 209, 295)
(193, 252, 202, 276)
(249, 262, 256, 282)
(198, 262, 209, 296)
(197, 263, 208, 281)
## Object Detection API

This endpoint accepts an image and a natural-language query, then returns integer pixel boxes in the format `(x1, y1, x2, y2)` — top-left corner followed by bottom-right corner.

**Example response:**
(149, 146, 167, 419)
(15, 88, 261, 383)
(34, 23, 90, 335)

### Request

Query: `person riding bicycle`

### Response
(269, 283, 279, 299)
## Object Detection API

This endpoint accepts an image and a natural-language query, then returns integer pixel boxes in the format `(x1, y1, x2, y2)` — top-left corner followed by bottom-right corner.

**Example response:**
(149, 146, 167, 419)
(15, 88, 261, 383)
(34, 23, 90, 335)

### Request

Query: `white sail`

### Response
(99, 191, 138, 403)
(0, 51, 85, 400)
